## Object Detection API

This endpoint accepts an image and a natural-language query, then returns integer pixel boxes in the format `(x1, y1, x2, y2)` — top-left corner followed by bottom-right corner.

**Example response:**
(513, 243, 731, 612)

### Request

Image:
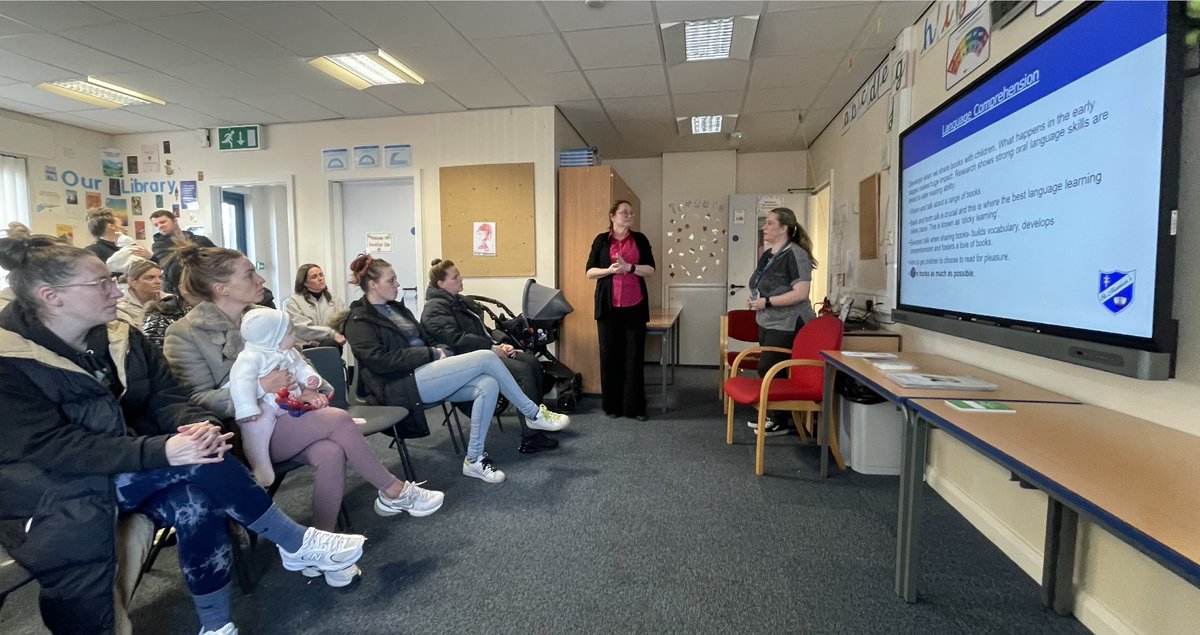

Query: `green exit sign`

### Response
(217, 125, 262, 152)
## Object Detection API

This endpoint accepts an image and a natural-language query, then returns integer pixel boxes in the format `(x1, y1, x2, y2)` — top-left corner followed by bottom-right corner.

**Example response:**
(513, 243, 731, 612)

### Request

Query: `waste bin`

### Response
(836, 375, 905, 475)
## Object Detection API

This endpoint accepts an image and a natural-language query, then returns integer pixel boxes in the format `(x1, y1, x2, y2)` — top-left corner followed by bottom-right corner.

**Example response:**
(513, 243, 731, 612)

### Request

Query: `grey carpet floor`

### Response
(2, 367, 1087, 634)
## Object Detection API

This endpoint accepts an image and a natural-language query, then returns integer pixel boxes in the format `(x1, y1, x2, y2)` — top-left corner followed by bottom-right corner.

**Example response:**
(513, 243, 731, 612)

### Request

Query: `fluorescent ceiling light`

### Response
(308, 49, 425, 89)
(691, 115, 724, 134)
(38, 76, 165, 109)
(663, 16, 758, 66)
(685, 18, 734, 61)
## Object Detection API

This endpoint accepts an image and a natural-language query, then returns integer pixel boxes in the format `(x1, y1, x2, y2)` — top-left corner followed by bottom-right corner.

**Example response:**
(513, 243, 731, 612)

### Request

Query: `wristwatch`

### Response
(764, 296, 773, 308)
(628, 263, 635, 273)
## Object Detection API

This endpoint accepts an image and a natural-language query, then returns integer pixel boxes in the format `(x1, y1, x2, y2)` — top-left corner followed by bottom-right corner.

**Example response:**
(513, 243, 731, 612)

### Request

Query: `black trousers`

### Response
(758, 319, 804, 425)
(503, 351, 544, 438)
(597, 306, 647, 417)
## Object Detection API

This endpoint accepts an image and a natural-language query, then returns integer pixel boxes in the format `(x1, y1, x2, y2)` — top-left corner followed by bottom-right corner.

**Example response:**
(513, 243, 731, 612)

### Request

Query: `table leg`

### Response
(1041, 498, 1078, 616)
(660, 329, 668, 414)
(896, 408, 928, 603)
(819, 364, 836, 477)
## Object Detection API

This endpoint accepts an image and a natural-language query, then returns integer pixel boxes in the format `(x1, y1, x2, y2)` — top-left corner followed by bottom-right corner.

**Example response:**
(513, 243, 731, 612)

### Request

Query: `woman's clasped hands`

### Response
(166, 422, 234, 466)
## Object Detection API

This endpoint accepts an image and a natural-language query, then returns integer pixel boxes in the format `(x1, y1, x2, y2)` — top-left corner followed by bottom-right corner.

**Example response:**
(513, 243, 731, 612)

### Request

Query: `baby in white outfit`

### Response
(230, 307, 323, 487)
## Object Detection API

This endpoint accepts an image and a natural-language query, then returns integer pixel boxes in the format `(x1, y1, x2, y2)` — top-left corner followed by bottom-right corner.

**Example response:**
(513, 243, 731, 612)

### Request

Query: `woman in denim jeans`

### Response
(341, 254, 571, 485)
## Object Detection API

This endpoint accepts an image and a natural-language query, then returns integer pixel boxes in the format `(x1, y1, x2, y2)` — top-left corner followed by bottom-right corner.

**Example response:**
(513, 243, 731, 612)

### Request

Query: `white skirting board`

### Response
(925, 466, 1137, 635)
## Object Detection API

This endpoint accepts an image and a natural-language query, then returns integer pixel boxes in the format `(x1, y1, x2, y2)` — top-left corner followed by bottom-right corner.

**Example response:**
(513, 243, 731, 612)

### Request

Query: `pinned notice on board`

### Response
(366, 232, 393, 253)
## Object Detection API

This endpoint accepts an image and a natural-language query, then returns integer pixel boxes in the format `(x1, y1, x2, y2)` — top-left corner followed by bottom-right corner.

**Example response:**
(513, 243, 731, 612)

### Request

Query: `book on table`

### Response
(886, 373, 999, 390)
(944, 399, 1015, 413)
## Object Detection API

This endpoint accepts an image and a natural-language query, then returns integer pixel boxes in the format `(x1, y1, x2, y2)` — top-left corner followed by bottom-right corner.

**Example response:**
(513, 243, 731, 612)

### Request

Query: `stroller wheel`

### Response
(558, 395, 577, 412)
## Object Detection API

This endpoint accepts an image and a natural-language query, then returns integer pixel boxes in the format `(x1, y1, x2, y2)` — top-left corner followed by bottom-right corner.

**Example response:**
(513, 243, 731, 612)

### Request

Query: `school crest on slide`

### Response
(1098, 270, 1134, 314)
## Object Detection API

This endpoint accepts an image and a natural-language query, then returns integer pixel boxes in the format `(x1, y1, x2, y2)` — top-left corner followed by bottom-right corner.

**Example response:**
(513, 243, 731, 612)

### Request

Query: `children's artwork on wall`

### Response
(664, 199, 728, 281)
(85, 192, 101, 209)
(131, 196, 142, 216)
(135, 221, 146, 240)
(36, 191, 62, 214)
(56, 224, 74, 243)
(44, 165, 57, 181)
(106, 198, 128, 227)
(101, 148, 122, 178)
(473, 222, 496, 256)
(65, 190, 78, 206)
(108, 178, 122, 196)
(126, 155, 138, 175)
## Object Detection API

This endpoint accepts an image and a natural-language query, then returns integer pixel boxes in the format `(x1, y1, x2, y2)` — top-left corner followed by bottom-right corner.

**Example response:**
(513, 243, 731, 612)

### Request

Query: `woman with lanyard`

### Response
(585, 200, 656, 421)
(745, 207, 818, 436)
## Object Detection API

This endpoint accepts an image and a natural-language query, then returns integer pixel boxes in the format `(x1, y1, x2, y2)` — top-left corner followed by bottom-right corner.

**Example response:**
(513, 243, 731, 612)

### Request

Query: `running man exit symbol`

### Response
(217, 125, 263, 152)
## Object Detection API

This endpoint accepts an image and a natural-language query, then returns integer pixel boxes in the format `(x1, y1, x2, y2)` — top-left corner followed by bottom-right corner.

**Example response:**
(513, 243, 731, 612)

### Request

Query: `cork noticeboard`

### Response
(439, 163, 535, 277)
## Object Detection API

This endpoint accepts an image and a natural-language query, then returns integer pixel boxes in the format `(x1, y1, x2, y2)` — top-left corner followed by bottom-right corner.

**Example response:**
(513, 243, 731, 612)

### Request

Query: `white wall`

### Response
(0, 108, 138, 249)
(114, 107, 559, 312)
(735, 150, 808, 194)
(809, 4, 1200, 633)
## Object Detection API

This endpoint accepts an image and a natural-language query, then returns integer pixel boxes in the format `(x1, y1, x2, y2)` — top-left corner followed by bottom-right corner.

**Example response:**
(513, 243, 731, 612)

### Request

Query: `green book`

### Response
(944, 399, 1015, 413)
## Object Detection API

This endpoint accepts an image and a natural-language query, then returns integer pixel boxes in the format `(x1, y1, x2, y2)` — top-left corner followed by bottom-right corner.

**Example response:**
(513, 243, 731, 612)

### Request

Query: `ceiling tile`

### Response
(556, 99, 608, 123)
(0, 83, 105, 111)
(37, 111, 125, 134)
(0, 50, 77, 83)
(183, 97, 287, 125)
(0, 95, 52, 114)
(585, 65, 668, 99)
(509, 71, 596, 104)
(601, 95, 671, 121)
(238, 94, 342, 122)
(563, 24, 662, 70)
(544, 1, 653, 31)
(318, 1, 460, 50)
(0, 2, 120, 30)
(94, 1, 208, 20)
(125, 103, 226, 129)
(219, 2, 375, 56)
(671, 90, 744, 117)
(570, 120, 622, 146)
(799, 106, 838, 143)
(370, 84, 466, 114)
(0, 34, 148, 75)
(64, 23, 216, 70)
(0, 73, 19, 86)
(655, 1, 765, 22)
(138, 12, 296, 63)
(860, 1, 926, 50)
(749, 52, 842, 89)
(171, 63, 289, 97)
(668, 59, 749, 94)
(474, 34, 577, 75)
(764, 1, 849, 12)
(756, 4, 875, 56)
(299, 89, 402, 119)
(89, 69, 228, 103)
(236, 57, 355, 93)
(0, 14, 39, 37)
(613, 118, 678, 140)
(736, 110, 801, 134)
(46, 107, 183, 133)
(430, 1, 555, 40)
(389, 41, 495, 82)
(437, 76, 528, 110)
(743, 86, 810, 113)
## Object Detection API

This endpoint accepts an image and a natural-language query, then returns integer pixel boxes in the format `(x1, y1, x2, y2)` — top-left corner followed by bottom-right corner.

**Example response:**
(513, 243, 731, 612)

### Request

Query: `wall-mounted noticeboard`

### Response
(439, 163, 535, 277)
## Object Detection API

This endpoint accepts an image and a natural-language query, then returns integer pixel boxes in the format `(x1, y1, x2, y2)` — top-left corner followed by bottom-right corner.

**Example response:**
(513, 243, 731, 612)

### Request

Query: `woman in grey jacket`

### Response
(283, 263, 346, 348)
(162, 244, 443, 587)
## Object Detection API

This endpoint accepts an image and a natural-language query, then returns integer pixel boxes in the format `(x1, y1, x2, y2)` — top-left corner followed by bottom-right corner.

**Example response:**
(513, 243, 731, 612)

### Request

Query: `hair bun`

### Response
(430, 258, 442, 266)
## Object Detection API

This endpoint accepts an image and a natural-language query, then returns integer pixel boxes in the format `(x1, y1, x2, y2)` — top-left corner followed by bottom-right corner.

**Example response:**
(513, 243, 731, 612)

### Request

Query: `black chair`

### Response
(303, 347, 416, 480)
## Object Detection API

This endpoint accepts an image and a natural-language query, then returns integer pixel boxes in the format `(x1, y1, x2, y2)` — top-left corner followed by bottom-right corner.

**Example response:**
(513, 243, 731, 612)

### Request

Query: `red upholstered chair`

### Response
(723, 315, 846, 475)
(719, 309, 761, 411)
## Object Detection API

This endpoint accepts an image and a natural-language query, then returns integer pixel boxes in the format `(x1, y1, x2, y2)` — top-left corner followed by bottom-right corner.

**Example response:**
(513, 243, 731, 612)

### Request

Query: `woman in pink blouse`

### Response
(585, 200, 656, 420)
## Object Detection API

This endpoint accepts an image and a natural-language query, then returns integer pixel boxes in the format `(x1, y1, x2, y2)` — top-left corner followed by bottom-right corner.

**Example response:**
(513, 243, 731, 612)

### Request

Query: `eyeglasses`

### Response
(53, 278, 118, 294)
(616, 211, 635, 218)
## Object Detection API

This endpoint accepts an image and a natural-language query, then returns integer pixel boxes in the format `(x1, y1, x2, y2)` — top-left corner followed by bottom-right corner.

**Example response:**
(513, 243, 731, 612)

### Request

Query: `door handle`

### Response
(730, 284, 746, 290)
(402, 287, 417, 292)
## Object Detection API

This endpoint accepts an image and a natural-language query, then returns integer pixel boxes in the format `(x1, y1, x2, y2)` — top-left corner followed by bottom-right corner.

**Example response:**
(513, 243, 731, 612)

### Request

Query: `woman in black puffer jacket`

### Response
(420, 259, 558, 454)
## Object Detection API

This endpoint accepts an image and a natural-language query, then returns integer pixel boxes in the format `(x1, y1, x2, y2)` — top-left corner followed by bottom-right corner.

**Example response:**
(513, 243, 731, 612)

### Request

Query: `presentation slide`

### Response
(899, 2, 1167, 338)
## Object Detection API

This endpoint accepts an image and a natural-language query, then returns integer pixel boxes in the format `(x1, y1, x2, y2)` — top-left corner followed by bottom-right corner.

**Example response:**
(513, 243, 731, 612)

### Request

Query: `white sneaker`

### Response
(278, 527, 366, 574)
(526, 404, 570, 431)
(462, 455, 506, 484)
(375, 481, 445, 517)
(302, 563, 362, 588)
(199, 624, 237, 635)
(745, 419, 791, 436)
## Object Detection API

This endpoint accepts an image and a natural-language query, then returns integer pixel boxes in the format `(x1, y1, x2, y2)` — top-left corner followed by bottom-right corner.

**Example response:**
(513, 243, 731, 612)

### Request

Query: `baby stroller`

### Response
(465, 279, 583, 412)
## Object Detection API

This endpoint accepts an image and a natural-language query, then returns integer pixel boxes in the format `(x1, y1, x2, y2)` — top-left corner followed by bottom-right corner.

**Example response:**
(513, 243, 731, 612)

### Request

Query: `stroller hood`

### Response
(522, 279, 573, 321)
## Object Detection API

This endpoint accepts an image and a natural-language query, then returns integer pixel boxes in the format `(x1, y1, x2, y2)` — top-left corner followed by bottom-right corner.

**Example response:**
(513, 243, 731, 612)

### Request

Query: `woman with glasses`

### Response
(0, 234, 366, 635)
(585, 200, 656, 420)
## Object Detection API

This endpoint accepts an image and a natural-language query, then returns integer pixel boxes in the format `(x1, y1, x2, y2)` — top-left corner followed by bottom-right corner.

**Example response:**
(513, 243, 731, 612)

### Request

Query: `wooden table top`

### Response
(909, 399, 1200, 577)
(647, 306, 682, 330)
(820, 351, 1078, 404)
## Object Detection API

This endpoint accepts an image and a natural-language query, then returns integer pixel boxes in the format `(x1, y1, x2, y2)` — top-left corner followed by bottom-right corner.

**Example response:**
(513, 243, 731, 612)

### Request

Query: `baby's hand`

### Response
(305, 376, 320, 389)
